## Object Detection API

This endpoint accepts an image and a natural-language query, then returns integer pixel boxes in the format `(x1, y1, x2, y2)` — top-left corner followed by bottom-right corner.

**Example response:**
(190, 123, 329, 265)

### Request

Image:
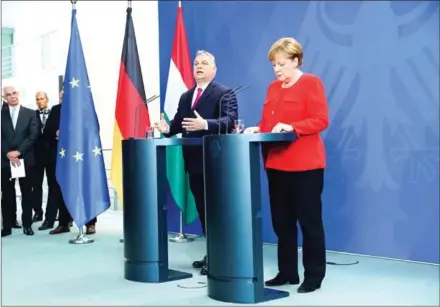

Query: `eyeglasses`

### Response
(4, 91, 17, 97)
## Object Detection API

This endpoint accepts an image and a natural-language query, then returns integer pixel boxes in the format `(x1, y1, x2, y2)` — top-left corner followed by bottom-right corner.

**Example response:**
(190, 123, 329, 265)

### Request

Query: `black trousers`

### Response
(86, 218, 97, 226)
(1, 166, 34, 228)
(45, 159, 67, 225)
(188, 173, 205, 236)
(11, 185, 17, 222)
(32, 158, 49, 215)
(267, 168, 326, 285)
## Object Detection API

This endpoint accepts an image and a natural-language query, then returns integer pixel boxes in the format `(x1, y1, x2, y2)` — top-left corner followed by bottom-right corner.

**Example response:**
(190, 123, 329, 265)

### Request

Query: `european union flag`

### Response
(56, 8, 110, 228)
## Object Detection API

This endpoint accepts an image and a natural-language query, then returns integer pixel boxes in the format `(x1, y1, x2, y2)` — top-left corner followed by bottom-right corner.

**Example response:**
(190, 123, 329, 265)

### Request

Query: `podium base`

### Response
(207, 277, 290, 304)
(262, 287, 290, 303)
(124, 261, 193, 283)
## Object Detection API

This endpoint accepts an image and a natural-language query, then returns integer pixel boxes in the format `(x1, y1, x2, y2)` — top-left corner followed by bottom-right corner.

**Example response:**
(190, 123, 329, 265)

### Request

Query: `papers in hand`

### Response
(10, 159, 26, 179)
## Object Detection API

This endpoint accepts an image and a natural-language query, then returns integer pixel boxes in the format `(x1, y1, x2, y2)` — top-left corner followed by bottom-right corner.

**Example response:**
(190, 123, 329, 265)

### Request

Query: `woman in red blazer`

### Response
(245, 37, 329, 293)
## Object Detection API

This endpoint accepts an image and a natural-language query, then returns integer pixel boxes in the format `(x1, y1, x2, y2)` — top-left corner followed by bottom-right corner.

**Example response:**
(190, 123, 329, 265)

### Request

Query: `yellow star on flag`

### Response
(70, 78, 80, 88)
(92, 146, 102, 156)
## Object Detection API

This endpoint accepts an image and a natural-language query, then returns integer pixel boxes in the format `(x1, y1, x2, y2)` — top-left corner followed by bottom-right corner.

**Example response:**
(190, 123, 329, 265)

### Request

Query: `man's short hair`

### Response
(195, 50, 216, 68)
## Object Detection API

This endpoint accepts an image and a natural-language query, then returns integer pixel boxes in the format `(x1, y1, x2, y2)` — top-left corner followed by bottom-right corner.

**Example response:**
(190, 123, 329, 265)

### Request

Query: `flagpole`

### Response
(69, 225, 94, 244)
(120, 0, 132, 245)
(167, 0, 194, 244)
(169, 212, 194, 243)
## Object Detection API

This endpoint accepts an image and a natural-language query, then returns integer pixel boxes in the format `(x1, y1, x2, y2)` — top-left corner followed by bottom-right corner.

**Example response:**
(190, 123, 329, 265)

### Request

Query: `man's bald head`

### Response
(3, 86, 19, 106)
(36, 91, 49, 110)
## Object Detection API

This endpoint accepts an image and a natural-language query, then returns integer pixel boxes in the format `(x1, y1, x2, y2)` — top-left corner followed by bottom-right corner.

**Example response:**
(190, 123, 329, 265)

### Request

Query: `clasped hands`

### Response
(154, 111, 207, 133)
(244, 123, 293, 134)
(7, 150, 21, 167)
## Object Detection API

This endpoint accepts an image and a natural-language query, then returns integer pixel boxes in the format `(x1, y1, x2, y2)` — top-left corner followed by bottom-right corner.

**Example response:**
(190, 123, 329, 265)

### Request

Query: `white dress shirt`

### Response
(191, 83, 209, 130)
(9, 104, 20, 129)
(191, 82, 209, 107)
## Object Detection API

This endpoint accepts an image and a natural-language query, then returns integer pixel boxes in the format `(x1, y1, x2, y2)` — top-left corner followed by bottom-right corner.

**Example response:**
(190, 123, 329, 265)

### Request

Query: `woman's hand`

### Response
(271, 123, 293, 133)
(244, 126, 260, 134)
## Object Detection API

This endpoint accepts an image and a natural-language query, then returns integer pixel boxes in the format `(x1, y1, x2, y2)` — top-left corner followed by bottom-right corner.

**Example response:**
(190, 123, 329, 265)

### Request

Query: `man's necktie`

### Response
(11, 108, 17, 130)
(192, 88, 203, 109)
(39, 110, 49, 125)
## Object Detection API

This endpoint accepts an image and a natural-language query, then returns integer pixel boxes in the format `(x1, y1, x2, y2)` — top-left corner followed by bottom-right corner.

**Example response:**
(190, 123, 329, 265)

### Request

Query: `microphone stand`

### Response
(132, 95, 160, 138)
(217, 86, 244, 135)
(225, 85, 250, 134)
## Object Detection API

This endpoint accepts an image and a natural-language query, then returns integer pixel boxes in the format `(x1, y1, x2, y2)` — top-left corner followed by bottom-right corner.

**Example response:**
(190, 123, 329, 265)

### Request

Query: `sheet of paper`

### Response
(10, 159, 26, 179)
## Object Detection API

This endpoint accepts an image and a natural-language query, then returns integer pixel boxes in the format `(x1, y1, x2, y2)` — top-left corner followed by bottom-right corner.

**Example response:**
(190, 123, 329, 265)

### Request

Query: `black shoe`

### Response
(86, 225, 95, 235)
(33, 213, 43, 222)
(200, 264, 208, 276)
(297, 282, 321, 293)
(1, 229, 12, 237)
(38, 221, 54, 230)
(192, 256, 206, 269)
(49, 225, 70, 235)
(12, 221, 21, 229)
(265, 273, 300, 286)
(23, 227, 34, 236)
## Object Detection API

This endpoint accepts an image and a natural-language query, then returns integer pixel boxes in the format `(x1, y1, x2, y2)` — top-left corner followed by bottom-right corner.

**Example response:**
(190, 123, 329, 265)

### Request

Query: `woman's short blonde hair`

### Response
(268, 37, 303, 67)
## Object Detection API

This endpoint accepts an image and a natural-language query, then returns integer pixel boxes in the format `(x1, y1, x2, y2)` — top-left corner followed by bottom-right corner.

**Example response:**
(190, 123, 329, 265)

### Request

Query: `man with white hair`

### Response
(1, 86, 39, 237)
(155, 50, 239, 275)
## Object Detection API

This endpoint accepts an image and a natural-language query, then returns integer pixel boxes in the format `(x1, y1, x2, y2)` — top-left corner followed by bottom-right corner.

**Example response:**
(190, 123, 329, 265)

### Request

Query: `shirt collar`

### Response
(196, 82, 210, 92)
(9, 104, 20, 111)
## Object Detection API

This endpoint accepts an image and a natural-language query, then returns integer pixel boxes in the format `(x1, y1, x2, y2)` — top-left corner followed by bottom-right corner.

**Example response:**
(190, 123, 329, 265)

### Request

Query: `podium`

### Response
(122, 137, 201, 283)
(203, 132, 296, 304)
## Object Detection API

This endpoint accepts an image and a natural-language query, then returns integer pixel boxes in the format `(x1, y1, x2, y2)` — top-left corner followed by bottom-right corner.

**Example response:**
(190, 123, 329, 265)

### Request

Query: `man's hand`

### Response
(154, 113, 170, 134)
(244, 126, 260, 134)
(10, 157, 21, 167)
(7, 150, 20, 160)
(271, 123, 294, 133)
(182, 111, 207, 132)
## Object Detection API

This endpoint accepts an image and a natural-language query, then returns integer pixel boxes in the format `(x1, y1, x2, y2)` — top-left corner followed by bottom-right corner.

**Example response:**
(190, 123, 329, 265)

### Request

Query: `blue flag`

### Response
(56, 8, 110, 228)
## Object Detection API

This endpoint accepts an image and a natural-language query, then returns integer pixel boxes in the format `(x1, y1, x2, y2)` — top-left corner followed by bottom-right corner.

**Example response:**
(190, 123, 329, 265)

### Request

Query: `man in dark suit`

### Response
(43, 90, 94, 234)
(2, 97, 21, 229)
(1, 86, 39, 237)
(33, 91, 56, 227)
(43, 91, 71, 234)
(155, 50, 238, 275)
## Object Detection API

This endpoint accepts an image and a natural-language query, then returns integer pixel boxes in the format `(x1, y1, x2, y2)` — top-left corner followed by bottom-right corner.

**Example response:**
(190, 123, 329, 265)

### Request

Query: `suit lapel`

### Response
(2, 107, 14, 132)
(186, 87, 196, 112)
(191, 81, 216, 110)
(36, 110, 43, 126)
(14, 107, 25, 132)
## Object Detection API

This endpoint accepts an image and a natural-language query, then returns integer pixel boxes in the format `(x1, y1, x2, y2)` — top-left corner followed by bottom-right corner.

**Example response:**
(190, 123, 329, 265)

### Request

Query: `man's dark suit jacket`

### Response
(34, 109, 50, 162)
(166, 80, 238, 174)
(42, 104, 61, 164)
(1, 105, 39, 168)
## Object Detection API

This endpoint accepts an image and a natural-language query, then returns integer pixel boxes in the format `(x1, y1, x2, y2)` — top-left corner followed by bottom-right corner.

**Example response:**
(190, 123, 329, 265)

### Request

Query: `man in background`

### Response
(44, 90, 96, 234)
(1, 95, 21, 229)
(33, 92, 56, 228)
(1, 86, 39, 237)
(43, 90, 70, 234)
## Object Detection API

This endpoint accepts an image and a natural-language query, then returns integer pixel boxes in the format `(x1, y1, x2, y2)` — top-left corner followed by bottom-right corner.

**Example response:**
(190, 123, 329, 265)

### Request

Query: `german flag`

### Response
(111, 7, 150, 208)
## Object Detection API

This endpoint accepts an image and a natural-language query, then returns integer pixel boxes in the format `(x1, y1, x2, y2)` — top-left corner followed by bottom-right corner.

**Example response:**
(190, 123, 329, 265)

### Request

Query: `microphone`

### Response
(217, 85, 248, 135)
(226, 85, 250, 134)
(133, 94, 160, 138)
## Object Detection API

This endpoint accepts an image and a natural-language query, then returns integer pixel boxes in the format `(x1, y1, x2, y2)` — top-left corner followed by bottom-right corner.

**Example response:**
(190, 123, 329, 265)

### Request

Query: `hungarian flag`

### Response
(111, 7, 150, 208)
(164, 3, 198, 224)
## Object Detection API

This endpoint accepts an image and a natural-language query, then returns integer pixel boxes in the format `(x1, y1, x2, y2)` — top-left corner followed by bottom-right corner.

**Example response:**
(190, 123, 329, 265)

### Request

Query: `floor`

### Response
(1, 209, 439, 306)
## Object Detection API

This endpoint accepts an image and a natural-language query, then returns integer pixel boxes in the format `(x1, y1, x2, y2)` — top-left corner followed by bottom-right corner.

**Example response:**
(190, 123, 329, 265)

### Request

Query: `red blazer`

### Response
(259, 74, 329, 172)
